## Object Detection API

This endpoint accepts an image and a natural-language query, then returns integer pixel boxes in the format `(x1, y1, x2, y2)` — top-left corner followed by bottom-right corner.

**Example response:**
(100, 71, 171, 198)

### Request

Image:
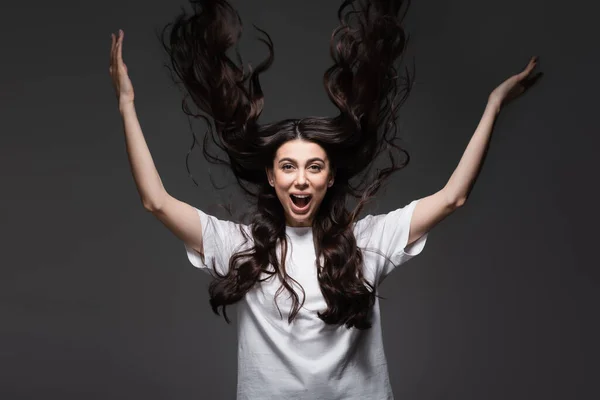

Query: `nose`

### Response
(295, 171, 308, 187)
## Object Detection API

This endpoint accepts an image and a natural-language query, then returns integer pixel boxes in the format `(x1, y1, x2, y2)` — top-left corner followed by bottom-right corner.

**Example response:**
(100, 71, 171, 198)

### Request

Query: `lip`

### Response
(289, 194, 312, 214)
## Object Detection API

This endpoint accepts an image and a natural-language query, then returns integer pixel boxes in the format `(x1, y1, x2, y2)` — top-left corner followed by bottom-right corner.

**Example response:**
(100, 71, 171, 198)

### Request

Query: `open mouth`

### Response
(290, 194, 312, 209)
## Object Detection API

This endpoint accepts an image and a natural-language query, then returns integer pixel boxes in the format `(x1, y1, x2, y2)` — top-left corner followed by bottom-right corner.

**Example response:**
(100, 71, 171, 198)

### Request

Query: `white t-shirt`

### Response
(184, 199, 429, 400)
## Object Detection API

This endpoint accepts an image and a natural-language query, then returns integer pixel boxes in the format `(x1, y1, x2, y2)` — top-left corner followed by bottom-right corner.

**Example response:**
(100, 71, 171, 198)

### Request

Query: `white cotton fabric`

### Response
(184, 199, 429, 400)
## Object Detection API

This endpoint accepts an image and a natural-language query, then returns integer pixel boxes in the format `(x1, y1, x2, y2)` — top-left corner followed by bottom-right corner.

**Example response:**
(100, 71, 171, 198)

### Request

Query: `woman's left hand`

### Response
(489, 56, 543, 108)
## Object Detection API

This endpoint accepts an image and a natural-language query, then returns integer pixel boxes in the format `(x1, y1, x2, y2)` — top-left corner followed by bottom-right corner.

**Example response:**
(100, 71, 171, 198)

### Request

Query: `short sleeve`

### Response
(183, 207, 250, 277)
(354, 199, 429, 285)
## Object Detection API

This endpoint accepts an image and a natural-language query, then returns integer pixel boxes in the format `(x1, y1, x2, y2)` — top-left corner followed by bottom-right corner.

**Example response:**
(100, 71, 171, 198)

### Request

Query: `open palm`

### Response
(109, 29, 135, 105)
(489, 56, 543, 108)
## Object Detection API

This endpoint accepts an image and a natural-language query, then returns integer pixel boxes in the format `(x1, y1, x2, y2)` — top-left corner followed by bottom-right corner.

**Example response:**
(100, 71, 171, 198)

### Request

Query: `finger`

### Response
(519, 58, 537, 79)
(112, 32, 120, 71)
(117, 30, 124, 68)
(112, 31, 121, 67)
(110, 33, 116, 70)
(528, 56, 538, 70)
(523, 58, 534, 73)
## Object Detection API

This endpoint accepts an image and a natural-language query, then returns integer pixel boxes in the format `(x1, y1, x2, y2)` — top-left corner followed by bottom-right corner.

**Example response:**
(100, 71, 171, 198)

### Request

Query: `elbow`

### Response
(444, 187, 467, 209)
(143, 201, 158, 213)
(143, 192, 169, 213)
(143, 198, 164, 213)
(454, 197, 467, 208)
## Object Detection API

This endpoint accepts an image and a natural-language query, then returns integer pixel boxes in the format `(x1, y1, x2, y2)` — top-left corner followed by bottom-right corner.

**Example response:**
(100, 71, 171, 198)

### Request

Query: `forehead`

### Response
(275, 139, 328, 162)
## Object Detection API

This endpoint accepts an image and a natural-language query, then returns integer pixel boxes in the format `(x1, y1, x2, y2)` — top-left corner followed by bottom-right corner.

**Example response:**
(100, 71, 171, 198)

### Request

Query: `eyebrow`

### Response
(278, 157, 326, 164)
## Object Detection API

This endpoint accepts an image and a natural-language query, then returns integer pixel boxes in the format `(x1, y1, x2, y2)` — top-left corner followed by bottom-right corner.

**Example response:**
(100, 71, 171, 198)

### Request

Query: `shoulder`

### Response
(353, 200, 419, 243)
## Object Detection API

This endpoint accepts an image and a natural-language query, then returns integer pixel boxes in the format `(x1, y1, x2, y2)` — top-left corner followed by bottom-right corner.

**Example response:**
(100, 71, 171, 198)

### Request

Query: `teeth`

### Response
(292, 194, 310, 198)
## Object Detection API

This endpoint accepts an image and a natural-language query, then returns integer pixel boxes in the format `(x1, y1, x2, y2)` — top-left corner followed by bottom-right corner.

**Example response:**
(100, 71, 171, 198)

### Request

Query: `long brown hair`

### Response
(160, 0, 414, 329)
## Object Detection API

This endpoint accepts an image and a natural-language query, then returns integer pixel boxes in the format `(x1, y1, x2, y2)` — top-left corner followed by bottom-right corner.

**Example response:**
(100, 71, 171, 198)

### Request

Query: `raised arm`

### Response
(109, 29, 204, 257)
(408, 57, 541, 247)
(406, 98, 499, 248)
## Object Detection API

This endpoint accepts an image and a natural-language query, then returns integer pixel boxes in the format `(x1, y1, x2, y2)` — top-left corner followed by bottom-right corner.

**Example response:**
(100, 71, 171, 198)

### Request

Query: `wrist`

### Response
(119, 99, 135, 114)
(486, 97, 502, 115)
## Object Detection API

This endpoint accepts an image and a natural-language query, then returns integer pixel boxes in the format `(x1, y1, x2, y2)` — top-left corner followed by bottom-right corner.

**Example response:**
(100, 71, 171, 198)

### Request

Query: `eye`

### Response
(281, 164, 294, 171)
(309, 165, 323, 172)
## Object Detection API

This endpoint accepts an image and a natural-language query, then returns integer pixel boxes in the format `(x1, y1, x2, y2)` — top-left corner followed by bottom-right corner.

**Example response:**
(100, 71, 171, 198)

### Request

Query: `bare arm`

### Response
(407, 57, 540, 247)
(151, 194, 205, 259)
(120, 103, 204, 254)
(406, 100, 499, 247)
(119, 102, 168, 210)
(443, 100, 500, 206)
(110, 29, 204, 256)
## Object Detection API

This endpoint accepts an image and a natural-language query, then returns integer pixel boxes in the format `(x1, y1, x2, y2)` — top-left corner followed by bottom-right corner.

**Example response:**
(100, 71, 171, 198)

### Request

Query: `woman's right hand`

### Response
(109, 29, 135, 107)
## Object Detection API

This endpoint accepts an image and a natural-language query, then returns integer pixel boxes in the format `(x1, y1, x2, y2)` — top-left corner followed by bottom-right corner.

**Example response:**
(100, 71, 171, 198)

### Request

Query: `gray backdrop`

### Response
(1, 0, 598, 398)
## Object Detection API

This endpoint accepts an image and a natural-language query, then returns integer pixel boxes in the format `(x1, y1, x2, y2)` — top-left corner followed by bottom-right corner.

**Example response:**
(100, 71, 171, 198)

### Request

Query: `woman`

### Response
(108, 0, 540, 398)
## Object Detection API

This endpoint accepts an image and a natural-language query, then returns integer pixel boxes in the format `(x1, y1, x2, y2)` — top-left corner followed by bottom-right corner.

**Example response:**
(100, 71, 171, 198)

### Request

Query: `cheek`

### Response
(317, 177, 330, 190)
(273, 177, 291, 196)
(274, 174, 292, 188)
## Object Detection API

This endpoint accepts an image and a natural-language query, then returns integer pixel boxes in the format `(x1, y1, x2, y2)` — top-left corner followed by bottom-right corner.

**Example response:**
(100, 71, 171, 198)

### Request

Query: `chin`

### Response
(287, 212, 313, 226)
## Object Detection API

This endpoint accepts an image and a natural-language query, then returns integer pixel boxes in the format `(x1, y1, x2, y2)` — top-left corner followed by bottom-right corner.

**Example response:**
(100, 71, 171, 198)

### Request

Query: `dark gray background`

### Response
(1, 0, 598, 398)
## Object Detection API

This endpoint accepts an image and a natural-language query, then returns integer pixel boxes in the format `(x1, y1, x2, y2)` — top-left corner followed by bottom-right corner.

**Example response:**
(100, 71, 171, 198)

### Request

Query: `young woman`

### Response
(108, 0, 540, 398)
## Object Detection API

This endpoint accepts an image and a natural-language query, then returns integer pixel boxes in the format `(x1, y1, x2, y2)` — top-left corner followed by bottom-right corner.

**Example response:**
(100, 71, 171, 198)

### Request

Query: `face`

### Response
(266, 139, 334, 227)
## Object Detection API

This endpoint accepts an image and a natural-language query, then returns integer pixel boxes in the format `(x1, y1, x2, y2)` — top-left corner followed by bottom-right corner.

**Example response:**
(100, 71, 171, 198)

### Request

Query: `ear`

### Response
(265, 167, 274, 186)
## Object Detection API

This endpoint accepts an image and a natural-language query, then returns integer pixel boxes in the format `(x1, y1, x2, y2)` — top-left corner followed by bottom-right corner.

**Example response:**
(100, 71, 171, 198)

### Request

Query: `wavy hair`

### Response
(160, 0, 414, 329)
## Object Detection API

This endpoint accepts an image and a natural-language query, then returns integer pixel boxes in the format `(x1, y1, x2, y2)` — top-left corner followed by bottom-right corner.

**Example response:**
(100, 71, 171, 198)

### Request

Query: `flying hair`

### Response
(160, 0, 415, 329)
